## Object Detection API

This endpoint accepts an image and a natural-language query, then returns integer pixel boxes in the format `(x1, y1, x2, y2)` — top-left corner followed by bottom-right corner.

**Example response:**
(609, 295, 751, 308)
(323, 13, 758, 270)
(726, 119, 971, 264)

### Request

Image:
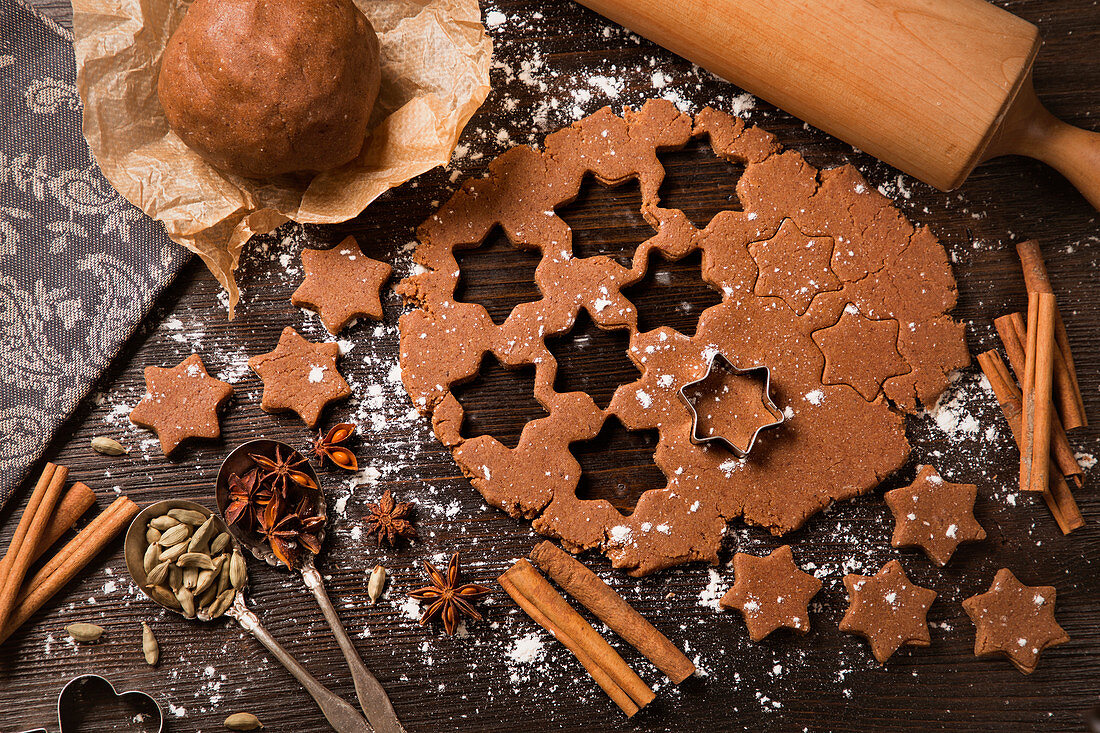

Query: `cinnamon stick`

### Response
(498, 560, 654, 716)
(530, 541, 695, 683)
(26, 483, 96, 566)
(20, 495, 130, 597)
(977, 351, 1083, 534)
(0, 496, 139, 645)
(0, 463, 68, 631)
(1022, 293, 1057, 494)
(1016, 241, 1086, 428)
(499, 574, 639, 717)
(994, 313, 1083, 487)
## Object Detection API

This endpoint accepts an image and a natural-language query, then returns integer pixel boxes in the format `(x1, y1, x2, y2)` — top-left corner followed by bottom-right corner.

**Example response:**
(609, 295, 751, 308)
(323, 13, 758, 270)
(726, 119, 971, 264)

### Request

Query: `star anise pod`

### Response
(407, 552, 490, 635)
(224, 468, 273, 529)
(311, 422, 358, 471)
(257, 495, 303, 568)
(363, 490, 416, 547)
(250, 445, 317, 497)
(294, 494, 326, 556)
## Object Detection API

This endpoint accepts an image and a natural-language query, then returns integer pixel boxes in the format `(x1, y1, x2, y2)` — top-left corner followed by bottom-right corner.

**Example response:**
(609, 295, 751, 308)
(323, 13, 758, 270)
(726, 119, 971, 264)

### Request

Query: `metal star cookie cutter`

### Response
(677, 351, 785, 458)
(15, 673, 165, 733)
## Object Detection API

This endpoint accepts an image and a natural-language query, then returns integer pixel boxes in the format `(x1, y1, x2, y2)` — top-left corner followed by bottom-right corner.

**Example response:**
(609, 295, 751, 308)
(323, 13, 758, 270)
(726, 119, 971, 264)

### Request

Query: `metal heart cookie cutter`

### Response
(677, 351, 785, 458)
(16, 673, 164, 733)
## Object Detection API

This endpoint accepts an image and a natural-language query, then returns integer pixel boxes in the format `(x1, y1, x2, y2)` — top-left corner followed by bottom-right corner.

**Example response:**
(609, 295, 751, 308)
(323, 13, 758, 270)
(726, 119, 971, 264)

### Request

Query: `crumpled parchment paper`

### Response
(72, 0, 492, 316)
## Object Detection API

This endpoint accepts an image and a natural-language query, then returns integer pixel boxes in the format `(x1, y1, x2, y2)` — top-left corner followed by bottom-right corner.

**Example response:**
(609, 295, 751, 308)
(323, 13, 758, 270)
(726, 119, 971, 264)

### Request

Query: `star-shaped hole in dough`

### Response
(129, 354, 233, 456)
(748, 218, 840, 315)
(680, 354, 783, 456)
(962, 568, 1068, 674)
(839, 559, 936, 664)
(249, 327, 351, 428)
(719, 545, 822, 641)
(291, 236, 392, 335)
(811, 308, 910, 401)
(885, 465, 986, 566)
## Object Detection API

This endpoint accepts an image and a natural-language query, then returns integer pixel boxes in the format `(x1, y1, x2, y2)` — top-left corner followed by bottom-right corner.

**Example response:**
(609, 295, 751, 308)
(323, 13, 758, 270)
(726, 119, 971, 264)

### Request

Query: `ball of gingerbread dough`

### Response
(157, 0, 381, 179)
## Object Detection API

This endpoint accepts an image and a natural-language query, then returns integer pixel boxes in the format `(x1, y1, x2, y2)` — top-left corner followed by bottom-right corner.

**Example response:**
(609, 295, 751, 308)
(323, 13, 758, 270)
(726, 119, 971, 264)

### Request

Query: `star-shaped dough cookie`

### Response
(811, 309, 910, 401)
(291, 236, 392, 334)
(748, 218, 840, 315)
(839, 559, 936, 663)
(129, 354, 233, 456)
(962, 568, 1068, 674)
(249, 327, 351, 428)
(719, 545, 821, 641)
(884, 464, 985, 566)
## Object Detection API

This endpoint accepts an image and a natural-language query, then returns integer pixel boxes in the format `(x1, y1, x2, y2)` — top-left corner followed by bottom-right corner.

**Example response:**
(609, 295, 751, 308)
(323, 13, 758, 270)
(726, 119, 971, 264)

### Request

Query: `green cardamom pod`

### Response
(368, 564, 386, 605)
(188, 515, 217, 554)
(209, 532, 231, 556)
(145, 560, 171, 587)
(229, 548, 247, 589)
(90, 436, 127, 456)
(193, 567, 217, 596)
(183, 565, 200, 590)
(178, 552, 216, 571)
(147, 585, 181, 610)
(159, 542, 188, 564)
(145, 527, 161, 545)
(149, 515, 179, 531)
(215, 558, 232, 596)
(157, 524, 191, 547)
(141, 622, 159, 666)
(65, 622, 104, 642)
(168, 564, 184, 592)
(176, 587, 196, 618)
(208, 588, 236, 618)
(224, 712, 263, 730)
(142, 543, 162, 573)
(168, 508, 207, 526)
(197, 578, 219, 609)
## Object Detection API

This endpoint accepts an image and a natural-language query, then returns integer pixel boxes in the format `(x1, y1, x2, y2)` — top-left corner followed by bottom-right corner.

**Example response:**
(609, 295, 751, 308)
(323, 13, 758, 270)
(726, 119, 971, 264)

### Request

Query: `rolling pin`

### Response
(576, 0, 1100, 209)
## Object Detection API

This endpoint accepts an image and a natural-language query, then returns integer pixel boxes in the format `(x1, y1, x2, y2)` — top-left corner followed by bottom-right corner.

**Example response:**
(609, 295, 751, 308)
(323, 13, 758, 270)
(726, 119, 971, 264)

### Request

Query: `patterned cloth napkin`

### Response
(0, 0, 189, 506)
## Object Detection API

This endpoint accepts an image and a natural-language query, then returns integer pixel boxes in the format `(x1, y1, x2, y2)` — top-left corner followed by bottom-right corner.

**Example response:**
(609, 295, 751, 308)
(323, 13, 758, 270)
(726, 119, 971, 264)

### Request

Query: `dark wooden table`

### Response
(4, 1, 1099, 731)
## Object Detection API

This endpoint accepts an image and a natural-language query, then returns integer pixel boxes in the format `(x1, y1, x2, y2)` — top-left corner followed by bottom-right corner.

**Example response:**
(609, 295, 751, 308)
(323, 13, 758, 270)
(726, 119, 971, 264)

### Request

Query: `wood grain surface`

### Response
(4, 1, 1099, 731)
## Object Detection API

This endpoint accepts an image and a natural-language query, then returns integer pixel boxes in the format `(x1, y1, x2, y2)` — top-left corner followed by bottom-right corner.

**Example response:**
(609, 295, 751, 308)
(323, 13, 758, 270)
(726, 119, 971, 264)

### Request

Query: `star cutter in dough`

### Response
(677, 352, 785, 458)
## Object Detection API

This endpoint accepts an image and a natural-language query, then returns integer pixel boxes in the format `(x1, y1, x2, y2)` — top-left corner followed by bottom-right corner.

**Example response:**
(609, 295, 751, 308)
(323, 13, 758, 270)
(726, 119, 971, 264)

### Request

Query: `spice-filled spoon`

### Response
(215, 439, 405, 733)
(124, 499, 370, 733)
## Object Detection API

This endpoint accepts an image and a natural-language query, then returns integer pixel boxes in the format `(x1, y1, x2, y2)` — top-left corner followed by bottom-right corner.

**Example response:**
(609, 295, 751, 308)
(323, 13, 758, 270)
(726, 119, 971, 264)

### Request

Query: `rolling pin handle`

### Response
(992, 76, 1100, 210)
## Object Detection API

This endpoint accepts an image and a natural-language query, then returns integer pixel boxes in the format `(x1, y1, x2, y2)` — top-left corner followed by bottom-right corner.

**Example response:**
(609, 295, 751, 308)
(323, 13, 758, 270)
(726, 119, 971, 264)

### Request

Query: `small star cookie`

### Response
(839, 560, 936, 663)
(719, 545, 821, 641)
(291, 236, 392, 334)
(249, 327, 351, 428)
(962, 568, 1068, 674)
(129, 354, 233, 456)
(884, 465, 985, 566)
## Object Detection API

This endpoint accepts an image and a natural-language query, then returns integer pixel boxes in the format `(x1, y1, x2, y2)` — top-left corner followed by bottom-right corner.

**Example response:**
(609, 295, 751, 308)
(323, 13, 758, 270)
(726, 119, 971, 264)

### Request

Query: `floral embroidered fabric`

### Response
(0, 0, 188, 504)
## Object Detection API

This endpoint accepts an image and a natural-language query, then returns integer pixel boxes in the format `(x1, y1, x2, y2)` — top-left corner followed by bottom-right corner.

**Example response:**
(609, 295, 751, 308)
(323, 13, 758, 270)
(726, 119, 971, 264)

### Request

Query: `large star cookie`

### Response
(839, 560, 936, 663)
(292, 236, 392, 334)
(397, 100, 969, 575)
(884, 465, 985, 566)
(962, 568, 1068, 674)
(130, 354, 233, 455)
(719, 545, 821, 641)
(811, 309, 910, 401)
(249, 327, 351, 427)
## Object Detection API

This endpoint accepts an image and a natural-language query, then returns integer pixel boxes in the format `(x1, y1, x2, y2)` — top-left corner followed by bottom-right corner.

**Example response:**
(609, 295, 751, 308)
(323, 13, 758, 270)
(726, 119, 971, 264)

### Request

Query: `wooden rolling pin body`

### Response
(577, 0, 1100, 208)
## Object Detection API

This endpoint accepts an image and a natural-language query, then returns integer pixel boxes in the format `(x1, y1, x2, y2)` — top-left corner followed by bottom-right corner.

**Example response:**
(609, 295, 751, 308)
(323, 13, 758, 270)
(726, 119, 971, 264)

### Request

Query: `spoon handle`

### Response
(231, 596, 370, 733)
(302, 561, 406, 733)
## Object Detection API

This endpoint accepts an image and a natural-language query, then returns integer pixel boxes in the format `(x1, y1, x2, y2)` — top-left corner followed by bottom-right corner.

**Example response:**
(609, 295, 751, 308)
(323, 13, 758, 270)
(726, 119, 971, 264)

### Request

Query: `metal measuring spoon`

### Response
(124, 499, 370, 733)
(215, 439, 404, 733)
